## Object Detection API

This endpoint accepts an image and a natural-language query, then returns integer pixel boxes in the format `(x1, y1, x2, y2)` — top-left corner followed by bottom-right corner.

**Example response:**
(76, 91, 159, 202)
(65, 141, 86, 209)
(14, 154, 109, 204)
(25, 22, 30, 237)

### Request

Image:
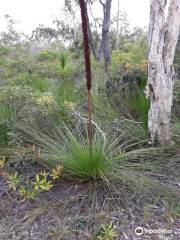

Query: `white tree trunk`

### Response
(146, 0, 180, 145)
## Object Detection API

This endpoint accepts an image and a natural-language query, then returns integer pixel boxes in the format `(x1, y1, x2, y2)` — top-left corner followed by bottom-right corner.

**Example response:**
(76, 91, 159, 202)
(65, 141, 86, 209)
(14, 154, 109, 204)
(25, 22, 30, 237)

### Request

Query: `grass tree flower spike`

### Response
(79, 0, 93, 158)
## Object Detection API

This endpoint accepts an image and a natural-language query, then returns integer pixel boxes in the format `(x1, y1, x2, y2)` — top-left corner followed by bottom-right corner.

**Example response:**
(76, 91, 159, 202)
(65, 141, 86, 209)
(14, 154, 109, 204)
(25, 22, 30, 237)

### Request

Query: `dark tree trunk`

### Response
(98, 0, 112, 68)
(79, 0, 93, 155)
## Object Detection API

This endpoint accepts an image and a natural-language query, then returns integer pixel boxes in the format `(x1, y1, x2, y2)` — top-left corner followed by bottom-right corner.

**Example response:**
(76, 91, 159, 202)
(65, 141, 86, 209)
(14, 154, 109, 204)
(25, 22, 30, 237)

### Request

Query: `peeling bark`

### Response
(146, 0, 180, 145)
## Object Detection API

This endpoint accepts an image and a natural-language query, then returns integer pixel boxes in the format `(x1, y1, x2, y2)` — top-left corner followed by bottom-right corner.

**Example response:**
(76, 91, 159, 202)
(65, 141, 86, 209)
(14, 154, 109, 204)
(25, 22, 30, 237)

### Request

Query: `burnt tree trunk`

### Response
(146, 0, 180, 145)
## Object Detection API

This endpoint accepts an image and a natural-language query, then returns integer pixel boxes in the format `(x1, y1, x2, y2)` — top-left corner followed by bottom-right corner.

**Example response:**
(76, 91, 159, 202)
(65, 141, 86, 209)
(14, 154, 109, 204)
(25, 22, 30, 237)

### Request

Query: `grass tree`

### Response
(146, 0, 180, 145)
(79, 0, 93, 157)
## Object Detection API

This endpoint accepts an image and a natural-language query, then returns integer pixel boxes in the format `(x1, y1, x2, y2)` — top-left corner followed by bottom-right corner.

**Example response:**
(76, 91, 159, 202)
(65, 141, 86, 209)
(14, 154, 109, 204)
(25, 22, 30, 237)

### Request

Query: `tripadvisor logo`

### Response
(135, 227, 144, 236)
(135, 226, 173, 236)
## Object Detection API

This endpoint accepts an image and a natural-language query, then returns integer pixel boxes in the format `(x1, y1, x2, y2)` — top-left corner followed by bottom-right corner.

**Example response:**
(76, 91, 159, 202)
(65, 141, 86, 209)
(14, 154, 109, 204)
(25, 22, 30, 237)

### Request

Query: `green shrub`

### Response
(8, 72, 49, 93)
(0, 124, 11, 146)
(52, 80, 77, 108)
(33, 61, 59, 79)
(0, 44, 10, 56)
(0, 85, 40, 129)
(110, 43, 147, 82)
(123, 74, 149, 131)
(26, 74, 49, 92)
(58, 52, 68, 70)
(0, 99, 12, 146)
(96, 223, 118, 240)
(37, 50, 59, 62)
(125, 87, 149, 131)
(92, 71, 118, 122)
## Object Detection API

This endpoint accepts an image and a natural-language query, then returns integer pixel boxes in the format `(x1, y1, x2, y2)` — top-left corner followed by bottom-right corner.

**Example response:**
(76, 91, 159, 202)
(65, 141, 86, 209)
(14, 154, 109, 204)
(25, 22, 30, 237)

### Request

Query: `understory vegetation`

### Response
(0, 7, 180, 240)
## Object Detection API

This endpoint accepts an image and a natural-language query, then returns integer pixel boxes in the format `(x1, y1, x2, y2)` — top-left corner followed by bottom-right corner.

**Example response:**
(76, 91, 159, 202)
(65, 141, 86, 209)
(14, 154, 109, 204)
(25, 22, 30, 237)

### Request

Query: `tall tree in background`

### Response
(146, 0, 180, 145)
(98, 0, 112, 68)
(65, 0, 113, 67)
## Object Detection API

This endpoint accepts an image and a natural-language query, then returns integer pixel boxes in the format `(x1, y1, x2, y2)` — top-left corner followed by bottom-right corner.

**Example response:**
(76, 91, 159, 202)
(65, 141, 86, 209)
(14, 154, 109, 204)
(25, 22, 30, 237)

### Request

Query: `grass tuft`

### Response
(19, 123, 168, 192)
(60, 141, 111, 180)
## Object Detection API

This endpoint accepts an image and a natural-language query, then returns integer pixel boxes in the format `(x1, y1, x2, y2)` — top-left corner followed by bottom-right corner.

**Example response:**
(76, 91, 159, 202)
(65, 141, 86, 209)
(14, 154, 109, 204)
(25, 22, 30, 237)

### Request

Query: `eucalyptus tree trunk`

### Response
(98, 0, 112, 67)
(146, 0, 180, 145)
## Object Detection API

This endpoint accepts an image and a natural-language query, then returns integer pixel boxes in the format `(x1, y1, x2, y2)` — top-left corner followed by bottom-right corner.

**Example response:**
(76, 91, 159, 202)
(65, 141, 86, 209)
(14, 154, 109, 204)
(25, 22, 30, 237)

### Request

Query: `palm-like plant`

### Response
(20, 122, 165, 195)
(79, 0, 93, 157)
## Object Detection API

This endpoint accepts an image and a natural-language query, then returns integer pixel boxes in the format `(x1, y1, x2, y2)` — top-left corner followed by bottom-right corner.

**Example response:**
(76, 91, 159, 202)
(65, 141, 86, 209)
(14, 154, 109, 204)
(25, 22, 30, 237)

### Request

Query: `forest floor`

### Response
(0, 151, 180, 240)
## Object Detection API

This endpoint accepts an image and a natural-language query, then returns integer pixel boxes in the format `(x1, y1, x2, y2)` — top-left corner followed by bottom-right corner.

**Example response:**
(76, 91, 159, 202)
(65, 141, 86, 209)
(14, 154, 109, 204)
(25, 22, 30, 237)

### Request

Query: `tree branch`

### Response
(72, 110, 107, 151)
(99, 0, 105, 7)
